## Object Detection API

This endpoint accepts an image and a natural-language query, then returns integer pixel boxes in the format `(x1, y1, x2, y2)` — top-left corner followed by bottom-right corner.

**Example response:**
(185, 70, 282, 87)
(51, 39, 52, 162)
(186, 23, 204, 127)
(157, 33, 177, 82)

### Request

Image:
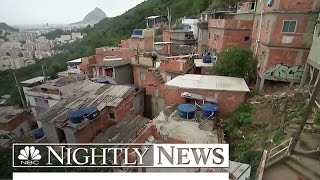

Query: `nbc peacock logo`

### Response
(18, 146, 42, 165)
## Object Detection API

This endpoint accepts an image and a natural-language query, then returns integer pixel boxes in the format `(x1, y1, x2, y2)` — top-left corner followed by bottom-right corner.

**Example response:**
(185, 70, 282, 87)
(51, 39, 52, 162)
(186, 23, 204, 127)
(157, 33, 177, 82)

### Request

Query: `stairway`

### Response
(154, 69, 165, 84)
(284, 155, 320, 180)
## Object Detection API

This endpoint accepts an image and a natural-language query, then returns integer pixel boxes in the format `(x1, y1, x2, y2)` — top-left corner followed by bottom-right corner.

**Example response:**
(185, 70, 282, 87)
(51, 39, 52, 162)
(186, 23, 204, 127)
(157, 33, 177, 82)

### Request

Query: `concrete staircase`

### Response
(154, 69, 165, 84)
(284, 154, 320, 180)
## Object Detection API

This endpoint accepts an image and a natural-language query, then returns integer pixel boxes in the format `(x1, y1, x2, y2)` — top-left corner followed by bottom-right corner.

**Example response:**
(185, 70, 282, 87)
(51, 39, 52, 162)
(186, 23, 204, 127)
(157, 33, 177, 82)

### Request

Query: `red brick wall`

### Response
(48, 89, 60, 95)
(201, 67, 211, 75)
(121, 39, 131, 48)
(133, 66, 149, 89)
(208, 19, 252, 51)
(257, 44, 309, 77)
(159, 60, 183, 73)
(163, 31, 171, 42)
(0, 111, 28, 132)
(162, 87, 246, 115)
(279, 0, 320, 11)
(121, 49, 135, 60)
(75, 93, 139, 143)
(270, 14, 317, 48)
(144, 37, 154, 52)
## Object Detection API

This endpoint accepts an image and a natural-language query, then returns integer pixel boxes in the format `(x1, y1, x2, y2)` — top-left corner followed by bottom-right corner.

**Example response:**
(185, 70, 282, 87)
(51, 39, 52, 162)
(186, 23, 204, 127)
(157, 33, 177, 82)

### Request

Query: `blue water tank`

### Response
(202, 55, 212, 63)
(68, 110, 85, 124)
(178, 104, 196, 119)
(132, 29, 143, 36)
(32, 128, 44, 139)
(201, 103, 219, 118)
(82, 107, 100, 120)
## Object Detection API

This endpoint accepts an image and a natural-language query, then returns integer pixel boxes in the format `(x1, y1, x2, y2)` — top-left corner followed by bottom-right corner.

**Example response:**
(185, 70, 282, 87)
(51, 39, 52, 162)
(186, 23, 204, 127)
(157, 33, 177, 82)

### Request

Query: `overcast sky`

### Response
(0, 0, 145, 25)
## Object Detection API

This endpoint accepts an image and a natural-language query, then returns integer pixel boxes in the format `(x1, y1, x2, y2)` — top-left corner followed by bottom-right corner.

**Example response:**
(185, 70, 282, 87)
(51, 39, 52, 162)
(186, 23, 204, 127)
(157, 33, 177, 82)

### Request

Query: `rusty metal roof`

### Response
(37, 83, 135, 126)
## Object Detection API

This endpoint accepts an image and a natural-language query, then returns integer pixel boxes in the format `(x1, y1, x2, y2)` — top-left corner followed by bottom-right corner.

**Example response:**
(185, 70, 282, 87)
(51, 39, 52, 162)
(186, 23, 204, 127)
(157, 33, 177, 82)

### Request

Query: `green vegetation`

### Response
(315, 112, 320, 125)
(43, 29, 72, 40)
(211, 0, 241, 8)
(212, 47, 257, 81)
(273, 130, 284, 144)
(0, 22, 19, 32)
(233, 103, 253, 126)
(223, 102, 267, 176)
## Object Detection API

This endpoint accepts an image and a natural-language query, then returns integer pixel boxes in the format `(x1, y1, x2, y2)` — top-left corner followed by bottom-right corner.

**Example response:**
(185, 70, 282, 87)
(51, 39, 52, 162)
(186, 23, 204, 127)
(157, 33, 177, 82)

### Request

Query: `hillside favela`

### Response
(0, 0, 320, 179)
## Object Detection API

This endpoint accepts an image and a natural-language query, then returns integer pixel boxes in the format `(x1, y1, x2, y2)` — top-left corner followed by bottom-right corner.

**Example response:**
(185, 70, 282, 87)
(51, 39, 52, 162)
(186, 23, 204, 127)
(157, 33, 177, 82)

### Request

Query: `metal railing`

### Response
(267, 137, 293, 163)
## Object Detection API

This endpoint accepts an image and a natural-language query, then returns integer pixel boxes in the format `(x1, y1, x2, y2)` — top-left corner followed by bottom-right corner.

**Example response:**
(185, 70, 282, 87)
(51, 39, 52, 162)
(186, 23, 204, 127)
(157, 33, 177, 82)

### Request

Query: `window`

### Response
(140, 72, 145, 81)
(109, 113, 115, 119)
(244, 36, 250, 41)
(282, 21, 296, 33)
(209, 33, 211, 39)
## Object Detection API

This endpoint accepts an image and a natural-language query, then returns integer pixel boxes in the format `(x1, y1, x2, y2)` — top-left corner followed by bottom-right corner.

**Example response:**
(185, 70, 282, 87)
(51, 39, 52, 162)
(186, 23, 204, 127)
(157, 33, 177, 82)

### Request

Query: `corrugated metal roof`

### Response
(37, 83, 135, 125)
(20, 76, 45, 84)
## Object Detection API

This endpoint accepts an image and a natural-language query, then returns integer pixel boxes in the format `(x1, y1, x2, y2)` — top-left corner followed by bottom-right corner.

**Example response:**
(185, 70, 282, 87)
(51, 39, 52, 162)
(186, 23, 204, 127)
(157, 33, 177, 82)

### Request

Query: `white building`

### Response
(0, 57, 35, 71)
(60, 35, 71, 43)
(182, 18, 199, 38)
(71, 32, 83, 40)
(20, 76, 46, 106)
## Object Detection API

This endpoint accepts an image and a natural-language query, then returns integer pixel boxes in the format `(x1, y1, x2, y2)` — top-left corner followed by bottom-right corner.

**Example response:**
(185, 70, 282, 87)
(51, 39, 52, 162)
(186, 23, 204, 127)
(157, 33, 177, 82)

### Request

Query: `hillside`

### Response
(0, 0, 211, 105)
(0, 22, 19, 33)
(70, 7, 107, 26)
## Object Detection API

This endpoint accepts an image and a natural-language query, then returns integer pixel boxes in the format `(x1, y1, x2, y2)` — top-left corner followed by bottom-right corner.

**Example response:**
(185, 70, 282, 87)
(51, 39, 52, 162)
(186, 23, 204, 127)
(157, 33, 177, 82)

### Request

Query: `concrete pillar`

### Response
(289, 82, 294, 89)
(299, 63, 310, 90)
(259, 78, 265, 94)
(255, 75, 261, 91)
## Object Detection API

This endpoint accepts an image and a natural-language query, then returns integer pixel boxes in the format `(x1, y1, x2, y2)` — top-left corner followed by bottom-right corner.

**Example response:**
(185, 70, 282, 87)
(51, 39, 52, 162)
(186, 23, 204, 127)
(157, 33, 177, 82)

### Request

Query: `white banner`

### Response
(13, 173, 229, 180)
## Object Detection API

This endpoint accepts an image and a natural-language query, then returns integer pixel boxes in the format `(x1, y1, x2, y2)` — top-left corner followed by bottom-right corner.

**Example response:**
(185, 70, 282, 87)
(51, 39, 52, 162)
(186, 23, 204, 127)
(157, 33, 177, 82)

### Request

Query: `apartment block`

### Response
(253, 0, 320, 93)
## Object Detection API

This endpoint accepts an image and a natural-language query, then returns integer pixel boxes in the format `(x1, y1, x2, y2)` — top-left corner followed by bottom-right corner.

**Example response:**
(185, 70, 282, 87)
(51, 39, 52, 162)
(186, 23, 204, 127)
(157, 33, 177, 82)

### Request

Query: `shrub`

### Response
(212, 47, 257, 81)
(233, 103, 252, 126)
(315, 112, 320, 125)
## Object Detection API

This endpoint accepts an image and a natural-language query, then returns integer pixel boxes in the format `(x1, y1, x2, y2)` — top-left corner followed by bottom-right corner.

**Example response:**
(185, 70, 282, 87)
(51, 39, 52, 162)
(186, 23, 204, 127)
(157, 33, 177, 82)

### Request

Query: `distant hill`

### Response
(0, 22, 19, 33)
(70, 7, 107, 26)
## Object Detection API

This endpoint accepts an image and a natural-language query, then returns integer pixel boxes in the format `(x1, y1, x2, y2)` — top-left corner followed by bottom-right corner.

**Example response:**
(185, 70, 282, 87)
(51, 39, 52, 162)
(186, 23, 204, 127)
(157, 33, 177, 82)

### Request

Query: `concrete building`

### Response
(132, 54, 195, 118)
(0, 106, 30, 138)
(60, 35, 72, 43)
(182, 18, 200, 38)
(36, 81, 144, 143)
(253, 0, 320, 93)
(0, 57, 35, 71)
(299, 14, 320, 88)
(208, 13, 253, 53)
(95, 46, 135, 62)
(163, 30, 196, 45)
(91, 59, 133, 85)
(146, 15, 168, 29)
(129, 29, 155, 51)
(71, 32, 83, 40)
(165, 75, 250, 115)
(79, 55, 97, 78)
(194, 58, 216, 75)
(20, 76, 46, 106)
(58, 58, 84, 77)
(24, 75, 86, 118)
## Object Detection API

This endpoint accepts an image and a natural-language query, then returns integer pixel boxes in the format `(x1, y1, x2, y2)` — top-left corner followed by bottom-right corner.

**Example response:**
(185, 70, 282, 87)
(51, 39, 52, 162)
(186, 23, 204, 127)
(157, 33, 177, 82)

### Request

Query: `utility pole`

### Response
(289, 72, 320, 153)
(12, 70, 26, 109)
(41, 64, 46, 80)
(167, 7, 171, 31)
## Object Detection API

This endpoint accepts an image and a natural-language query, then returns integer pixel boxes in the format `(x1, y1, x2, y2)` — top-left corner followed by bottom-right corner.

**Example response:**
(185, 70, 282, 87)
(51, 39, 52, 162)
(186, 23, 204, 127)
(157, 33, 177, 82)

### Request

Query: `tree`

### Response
(212, 47, 257, 81)
(211, 0, 241, 8)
